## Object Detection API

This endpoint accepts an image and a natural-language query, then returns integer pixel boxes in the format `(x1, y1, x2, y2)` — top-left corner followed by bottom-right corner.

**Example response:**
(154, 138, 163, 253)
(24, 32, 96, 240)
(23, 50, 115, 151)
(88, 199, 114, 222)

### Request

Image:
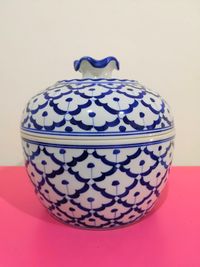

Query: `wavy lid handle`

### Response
(74, 56, 120, 78)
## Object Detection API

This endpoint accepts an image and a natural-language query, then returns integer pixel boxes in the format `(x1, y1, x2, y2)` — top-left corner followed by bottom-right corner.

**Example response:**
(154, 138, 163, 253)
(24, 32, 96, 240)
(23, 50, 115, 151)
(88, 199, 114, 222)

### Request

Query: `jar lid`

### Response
(21, 56, 174, 140)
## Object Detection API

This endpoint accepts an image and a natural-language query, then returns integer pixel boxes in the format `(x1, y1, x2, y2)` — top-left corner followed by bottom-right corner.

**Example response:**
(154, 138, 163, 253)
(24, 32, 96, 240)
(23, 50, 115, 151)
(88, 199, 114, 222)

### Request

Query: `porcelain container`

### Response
(20, 56, 175, 229)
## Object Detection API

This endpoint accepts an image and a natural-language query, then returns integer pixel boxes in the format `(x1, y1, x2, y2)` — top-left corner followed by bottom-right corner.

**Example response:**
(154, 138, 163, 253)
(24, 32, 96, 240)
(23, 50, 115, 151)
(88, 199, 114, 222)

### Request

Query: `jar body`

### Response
(22, 136, 174, 229)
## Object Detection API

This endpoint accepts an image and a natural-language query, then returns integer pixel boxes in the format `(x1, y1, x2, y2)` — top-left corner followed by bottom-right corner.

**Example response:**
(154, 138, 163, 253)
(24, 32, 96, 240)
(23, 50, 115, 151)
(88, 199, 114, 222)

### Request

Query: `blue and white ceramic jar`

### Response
(21, 56, 175, 229)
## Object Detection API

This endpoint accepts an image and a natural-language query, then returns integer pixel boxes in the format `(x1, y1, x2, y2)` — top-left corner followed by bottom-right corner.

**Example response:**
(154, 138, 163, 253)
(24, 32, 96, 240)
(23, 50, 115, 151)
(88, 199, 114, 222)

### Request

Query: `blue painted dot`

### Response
(129, 215, 135, 219)
(62, 180, 69, 185)
(147, 199, 152, 204)
(113, 97, 120, 102)
(59, 149, 66, 154)
(89, 88, 95, 91)
(65, 126, 73, 132)
(87, 197, 95, 202)
(44, 189, 49, 193)
(89, 218, 95, 222)
(128, 88, 133, 91)
(87, 163, 95, 168)
(158, 146, 162, 151)
(139, 160, 145, 166)
(57, 212, 61, 216)
(55, 89, 61, 92)
(134, 192, 140, 197)
(69, 207, 75, 212)
(161, 123, 165, 127)
(31, 172, 35, 177)
(66, 97, 73, 102)
(119, 126, 126, 132)
(33, 98, 38, 103)
(112, 180, 120, 186)
(28, 123, 31, 128)
(89, 112, 96, 118)
(26, 143, 29, 148)
(111, 208, 118, 213)
(113, 149, 120, 155)
(42, 111, 48, 117)
(139, 112, 145, 118)
(150, 97, 155, 102)
(156, 172, 161, 177)
(41, 160, 47, 165)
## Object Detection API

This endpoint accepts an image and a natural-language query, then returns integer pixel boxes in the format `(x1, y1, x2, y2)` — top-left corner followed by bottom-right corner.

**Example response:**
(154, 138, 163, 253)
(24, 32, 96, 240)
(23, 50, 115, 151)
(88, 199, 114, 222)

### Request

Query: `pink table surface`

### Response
(0, 166, 200, 267)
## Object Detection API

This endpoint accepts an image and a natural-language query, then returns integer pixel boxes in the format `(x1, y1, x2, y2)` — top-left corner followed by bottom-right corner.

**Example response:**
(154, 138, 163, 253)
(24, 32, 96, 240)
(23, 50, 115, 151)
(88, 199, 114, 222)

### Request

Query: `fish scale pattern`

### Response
(22, 138, 174, 228)
(21, 79, 174, 136)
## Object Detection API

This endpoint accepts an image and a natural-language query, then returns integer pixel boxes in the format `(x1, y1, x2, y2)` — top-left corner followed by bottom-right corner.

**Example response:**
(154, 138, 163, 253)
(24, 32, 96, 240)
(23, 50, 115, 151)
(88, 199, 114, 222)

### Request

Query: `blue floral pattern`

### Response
(22, 137, 174, 228)
(21, 79, 174, 136)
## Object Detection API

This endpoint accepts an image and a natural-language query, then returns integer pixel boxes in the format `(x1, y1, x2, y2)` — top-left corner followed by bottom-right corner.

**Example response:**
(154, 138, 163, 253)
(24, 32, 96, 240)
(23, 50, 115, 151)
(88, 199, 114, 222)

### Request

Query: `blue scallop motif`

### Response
(21, 78, 174, 137)
(22, 138, 174, 229)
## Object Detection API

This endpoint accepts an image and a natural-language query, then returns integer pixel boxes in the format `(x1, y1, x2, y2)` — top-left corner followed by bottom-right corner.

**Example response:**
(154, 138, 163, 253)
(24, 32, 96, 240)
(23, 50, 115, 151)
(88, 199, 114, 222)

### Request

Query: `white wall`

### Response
(0, 0, 200, 166)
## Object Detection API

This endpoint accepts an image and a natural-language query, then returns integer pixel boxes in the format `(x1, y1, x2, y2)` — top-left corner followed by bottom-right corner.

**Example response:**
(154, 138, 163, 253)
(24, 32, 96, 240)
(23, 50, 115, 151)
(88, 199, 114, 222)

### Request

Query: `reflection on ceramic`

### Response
(20, 56, 175, 229)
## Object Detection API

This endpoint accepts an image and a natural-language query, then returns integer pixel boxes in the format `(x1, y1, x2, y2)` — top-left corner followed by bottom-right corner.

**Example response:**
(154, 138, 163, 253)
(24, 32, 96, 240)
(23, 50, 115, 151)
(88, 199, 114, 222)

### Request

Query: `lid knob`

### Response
(74, 56, 120, 79)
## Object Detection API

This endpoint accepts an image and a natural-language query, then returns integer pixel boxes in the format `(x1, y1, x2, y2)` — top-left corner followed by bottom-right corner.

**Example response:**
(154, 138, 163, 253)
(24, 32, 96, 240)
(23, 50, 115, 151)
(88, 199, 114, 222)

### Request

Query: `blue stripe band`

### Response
(21, 125, 174, 137)
(22, 135, 175, 149)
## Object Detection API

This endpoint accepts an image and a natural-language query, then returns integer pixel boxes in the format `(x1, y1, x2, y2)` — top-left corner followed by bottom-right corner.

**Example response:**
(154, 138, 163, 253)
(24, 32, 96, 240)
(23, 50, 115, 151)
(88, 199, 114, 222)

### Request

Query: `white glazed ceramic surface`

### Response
(21, 57, 175, 229)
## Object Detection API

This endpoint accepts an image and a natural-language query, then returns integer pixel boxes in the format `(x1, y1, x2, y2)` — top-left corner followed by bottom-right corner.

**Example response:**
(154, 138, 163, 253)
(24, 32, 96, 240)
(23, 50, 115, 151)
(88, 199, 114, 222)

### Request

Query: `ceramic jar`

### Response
(20, 56, 175, 229)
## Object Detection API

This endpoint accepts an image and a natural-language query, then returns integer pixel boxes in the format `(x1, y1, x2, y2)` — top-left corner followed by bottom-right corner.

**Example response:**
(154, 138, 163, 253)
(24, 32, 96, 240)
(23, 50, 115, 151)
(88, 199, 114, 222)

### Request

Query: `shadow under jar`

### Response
(20, 56, 175, 229)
